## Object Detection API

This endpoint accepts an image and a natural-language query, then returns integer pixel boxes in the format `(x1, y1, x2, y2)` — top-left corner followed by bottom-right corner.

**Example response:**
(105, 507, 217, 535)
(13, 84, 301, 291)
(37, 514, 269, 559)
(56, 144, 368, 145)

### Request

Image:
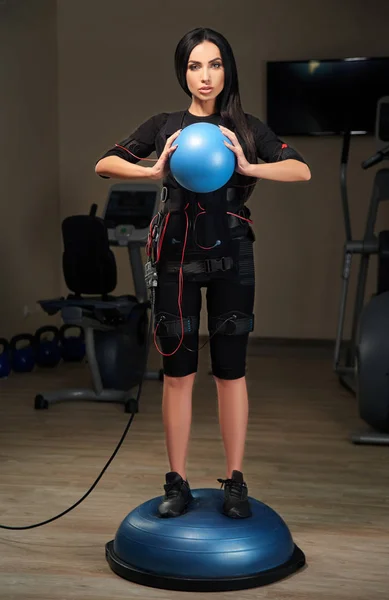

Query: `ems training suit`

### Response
(99, 110, 307, 380)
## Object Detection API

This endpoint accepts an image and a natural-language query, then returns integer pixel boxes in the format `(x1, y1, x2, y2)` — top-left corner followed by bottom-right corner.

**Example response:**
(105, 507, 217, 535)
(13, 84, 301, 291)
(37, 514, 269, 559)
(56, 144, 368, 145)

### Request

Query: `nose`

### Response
(201, 67, 211, 83)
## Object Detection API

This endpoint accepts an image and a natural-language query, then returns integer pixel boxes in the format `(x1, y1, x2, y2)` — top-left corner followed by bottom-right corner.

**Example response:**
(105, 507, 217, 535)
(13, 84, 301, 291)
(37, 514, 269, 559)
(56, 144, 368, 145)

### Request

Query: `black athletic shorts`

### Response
(154, 276, 255, 380)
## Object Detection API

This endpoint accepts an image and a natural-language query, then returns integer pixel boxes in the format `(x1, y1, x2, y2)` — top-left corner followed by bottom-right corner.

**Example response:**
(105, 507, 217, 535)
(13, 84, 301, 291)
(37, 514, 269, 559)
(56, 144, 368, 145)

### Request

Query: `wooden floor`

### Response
(0, 342, 388, 599)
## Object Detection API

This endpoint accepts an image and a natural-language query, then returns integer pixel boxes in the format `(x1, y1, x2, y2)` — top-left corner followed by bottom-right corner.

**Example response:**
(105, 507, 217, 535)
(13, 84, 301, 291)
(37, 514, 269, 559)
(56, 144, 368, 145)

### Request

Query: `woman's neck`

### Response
(188, 97, 218, 117)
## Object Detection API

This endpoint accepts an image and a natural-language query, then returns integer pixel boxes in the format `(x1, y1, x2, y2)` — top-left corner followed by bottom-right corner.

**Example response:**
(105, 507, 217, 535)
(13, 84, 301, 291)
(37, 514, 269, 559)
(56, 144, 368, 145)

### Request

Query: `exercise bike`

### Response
(334, 97, 389, 444)
(35, 183, 163, 413)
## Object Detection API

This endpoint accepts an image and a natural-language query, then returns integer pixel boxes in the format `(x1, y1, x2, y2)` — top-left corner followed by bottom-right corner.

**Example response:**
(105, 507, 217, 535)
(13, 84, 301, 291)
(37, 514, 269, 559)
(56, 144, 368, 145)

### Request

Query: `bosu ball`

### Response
(105, 488, 305, 592)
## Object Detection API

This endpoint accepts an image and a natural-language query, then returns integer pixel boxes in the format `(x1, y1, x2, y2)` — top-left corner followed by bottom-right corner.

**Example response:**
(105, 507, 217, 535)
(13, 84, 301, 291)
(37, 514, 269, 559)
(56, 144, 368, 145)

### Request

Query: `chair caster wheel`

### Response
(35, 395, 48, 410)
(125, 399, 138, 414)
(158, 369, 164, 381)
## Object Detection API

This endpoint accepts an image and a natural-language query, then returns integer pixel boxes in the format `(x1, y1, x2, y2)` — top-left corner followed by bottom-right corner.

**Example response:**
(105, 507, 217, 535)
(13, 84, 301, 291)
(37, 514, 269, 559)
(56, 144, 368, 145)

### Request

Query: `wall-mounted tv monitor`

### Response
(266, 57, 389, 136)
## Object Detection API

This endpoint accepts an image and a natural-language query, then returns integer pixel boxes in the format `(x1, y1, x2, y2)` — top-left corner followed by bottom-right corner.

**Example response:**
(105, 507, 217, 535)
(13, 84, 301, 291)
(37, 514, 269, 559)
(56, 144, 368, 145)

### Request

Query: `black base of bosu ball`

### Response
(106, 489, 306, 592)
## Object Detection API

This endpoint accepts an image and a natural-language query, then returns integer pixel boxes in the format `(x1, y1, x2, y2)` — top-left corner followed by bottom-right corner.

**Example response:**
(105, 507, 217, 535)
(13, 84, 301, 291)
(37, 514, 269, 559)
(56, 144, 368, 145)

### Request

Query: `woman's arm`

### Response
(95, 113, 173, 180)
(245, 159, 311, 182)
(95, 156, 154, 179)
(220, 118, 311, 183)
(96, 129, 180, 180)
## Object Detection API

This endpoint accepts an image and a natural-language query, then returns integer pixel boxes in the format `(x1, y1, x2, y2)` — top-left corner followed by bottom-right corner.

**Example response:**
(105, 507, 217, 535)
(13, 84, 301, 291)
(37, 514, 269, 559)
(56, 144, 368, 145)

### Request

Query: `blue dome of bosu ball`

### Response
(105, 488, 306, 592)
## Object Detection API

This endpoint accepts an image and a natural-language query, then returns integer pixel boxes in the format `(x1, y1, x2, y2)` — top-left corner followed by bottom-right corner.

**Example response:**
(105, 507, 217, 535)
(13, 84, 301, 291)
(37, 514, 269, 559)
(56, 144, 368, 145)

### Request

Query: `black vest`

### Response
(154, 111, 254, 260)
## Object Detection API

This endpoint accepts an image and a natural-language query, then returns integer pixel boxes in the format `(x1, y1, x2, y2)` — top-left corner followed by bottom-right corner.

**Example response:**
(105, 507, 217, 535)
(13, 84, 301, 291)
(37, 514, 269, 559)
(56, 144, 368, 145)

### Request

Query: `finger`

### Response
(219, 126, 233, 140)
(222, 131, 238, 147)
(219, 125, 232, 133)
(224, 141, 237, 153)
(219, 125, 235, 137)
(164, 133, 180, 153)
(160, 145, 177, 164)
(220, 125, 239, 143)
(168, 129, 182, 142)
(223, 134, 235, 145)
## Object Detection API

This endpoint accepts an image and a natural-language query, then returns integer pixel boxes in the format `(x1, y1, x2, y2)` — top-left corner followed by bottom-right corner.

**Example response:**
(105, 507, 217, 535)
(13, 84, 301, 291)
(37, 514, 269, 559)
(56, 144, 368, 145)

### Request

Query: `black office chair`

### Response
(35, 203, 157, 413)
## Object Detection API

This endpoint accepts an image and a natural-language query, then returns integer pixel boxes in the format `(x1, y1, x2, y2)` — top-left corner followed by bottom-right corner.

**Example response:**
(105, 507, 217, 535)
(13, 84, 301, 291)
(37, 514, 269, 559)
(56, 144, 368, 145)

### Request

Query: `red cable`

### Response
(148, 200, 255, 357)
(156, 213, 171, 263)
(115, 139, 276, 355)
(146, 213, 159, 257)
(226, 211, 253, 224)
(194, 203, 214, 250)
(194, 201, 253, 249)
(114, 144, 157, 162)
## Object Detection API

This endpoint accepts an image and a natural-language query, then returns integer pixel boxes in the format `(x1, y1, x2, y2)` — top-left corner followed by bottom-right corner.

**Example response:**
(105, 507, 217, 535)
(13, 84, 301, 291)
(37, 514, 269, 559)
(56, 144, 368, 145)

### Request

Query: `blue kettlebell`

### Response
(0, 338, 11, 378)
(10, 334, 36, 373)
(59, 325, 86, 362)
(169, 122, 236, 193)
(34, 326, 62, 368)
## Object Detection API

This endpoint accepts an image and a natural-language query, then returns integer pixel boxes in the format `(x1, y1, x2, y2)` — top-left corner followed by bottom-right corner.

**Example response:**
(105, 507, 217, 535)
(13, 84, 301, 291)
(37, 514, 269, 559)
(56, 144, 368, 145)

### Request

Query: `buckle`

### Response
(204, 257, 230, 273)
(160, 186, 168, 203)
(204, 259, 212, 273)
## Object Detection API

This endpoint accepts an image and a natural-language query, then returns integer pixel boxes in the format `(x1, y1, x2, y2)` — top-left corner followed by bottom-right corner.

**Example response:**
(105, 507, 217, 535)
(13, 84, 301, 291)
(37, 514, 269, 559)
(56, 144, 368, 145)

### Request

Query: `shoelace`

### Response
(164, 479, 186, 498)
(217, 477, 246, 499)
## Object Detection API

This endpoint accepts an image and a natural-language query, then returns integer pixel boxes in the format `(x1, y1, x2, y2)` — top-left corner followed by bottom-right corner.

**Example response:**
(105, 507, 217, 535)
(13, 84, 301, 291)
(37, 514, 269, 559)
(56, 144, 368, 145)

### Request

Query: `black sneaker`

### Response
(217, 470, 252, 518)
(158, 471, 193, 518)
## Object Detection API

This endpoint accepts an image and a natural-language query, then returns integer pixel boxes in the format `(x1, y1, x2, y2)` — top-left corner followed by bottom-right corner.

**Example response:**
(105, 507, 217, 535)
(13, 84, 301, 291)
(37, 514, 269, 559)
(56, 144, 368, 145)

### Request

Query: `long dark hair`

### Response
(174, 27, 257, 198)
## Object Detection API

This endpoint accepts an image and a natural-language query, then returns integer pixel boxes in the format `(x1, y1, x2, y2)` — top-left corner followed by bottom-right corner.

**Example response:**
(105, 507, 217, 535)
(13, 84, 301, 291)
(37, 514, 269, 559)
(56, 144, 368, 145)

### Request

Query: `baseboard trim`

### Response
(249, 337, 335, 348)
(199, 335, 336, 349)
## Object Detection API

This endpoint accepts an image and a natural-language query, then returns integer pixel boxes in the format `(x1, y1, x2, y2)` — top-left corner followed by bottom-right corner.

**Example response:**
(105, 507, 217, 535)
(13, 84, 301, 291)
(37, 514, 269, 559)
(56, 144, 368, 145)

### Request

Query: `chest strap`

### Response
(160, 186, 243, 213)
(165, 256, 233, 275)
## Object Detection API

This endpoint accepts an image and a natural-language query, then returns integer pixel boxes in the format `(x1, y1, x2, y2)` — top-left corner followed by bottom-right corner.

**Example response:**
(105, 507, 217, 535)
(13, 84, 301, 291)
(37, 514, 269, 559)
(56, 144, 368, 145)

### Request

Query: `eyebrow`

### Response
(188, 57, 222, 64)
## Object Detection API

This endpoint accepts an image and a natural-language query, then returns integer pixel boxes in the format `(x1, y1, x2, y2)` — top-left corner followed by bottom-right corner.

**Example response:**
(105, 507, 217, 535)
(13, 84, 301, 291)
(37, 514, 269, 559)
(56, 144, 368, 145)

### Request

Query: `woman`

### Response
(96, 27, 311, 519)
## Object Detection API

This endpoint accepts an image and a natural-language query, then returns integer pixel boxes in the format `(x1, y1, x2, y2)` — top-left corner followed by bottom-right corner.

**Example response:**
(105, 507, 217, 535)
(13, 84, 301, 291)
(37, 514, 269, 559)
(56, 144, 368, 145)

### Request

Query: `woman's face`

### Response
(186, 41, 225, 104)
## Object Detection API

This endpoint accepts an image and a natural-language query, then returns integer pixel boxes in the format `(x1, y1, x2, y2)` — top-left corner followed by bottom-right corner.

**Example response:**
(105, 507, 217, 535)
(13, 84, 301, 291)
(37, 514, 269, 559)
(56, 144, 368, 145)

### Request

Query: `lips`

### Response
(199, 87, 213, 93)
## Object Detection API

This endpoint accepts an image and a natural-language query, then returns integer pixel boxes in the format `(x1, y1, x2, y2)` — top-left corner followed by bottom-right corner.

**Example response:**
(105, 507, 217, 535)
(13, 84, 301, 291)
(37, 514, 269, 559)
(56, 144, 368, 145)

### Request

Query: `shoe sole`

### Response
(223, 503, 252, 519)
(158, 495, 194, 518)
(224, 511, 252, 519)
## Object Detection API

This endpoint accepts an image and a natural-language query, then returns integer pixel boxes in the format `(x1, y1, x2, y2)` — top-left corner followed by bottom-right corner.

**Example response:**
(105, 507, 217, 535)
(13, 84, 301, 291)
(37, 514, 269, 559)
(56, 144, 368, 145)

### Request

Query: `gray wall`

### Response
(0, 0, 59, 338)
(1, 0, 388, 340)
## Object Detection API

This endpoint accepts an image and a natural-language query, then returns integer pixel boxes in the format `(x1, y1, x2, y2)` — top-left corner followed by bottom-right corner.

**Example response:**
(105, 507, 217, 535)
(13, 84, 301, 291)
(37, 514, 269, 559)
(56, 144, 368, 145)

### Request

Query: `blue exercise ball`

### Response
(106, 488, 305, 592)
(169, 123, 236, 193)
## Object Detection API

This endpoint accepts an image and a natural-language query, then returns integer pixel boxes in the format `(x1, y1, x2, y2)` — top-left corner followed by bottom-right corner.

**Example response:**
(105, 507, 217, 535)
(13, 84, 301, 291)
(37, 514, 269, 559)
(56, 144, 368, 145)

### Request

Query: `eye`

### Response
(188, 63, 223, 71)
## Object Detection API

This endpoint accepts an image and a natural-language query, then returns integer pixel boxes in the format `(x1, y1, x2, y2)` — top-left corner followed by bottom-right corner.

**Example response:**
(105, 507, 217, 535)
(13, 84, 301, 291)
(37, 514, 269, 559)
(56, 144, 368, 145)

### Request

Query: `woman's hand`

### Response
(148, 130, 181, 181)
(219, 125, 253, 177)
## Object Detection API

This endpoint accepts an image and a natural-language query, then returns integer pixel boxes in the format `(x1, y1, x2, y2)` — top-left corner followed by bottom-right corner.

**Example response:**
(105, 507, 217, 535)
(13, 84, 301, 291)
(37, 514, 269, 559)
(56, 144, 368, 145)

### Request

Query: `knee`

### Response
(163, 373, 196, 391)
(213, 375, 245, 388)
